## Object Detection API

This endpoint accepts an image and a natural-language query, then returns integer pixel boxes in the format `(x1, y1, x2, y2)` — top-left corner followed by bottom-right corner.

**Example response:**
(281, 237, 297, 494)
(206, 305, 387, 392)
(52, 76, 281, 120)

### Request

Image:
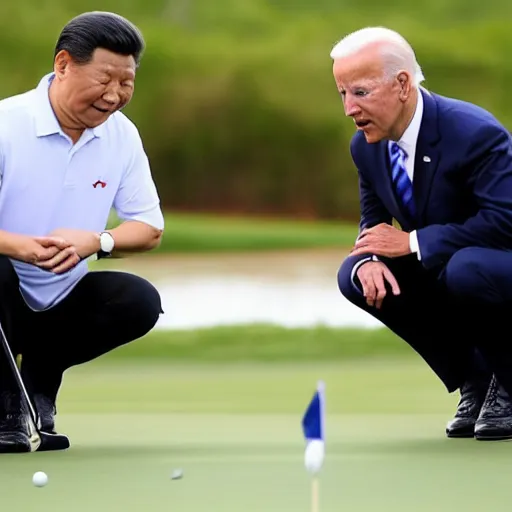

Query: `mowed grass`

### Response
(102, 324, 415, 363)
(108, 211, 358, 253)
(97, 325, 415, 363)
(2, 360, 512, 511)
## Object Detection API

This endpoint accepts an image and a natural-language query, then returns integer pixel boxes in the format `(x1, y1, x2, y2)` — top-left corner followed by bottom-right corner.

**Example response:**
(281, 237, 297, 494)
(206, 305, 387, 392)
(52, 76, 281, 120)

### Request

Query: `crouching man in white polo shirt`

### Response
(0, 11, 165, 452)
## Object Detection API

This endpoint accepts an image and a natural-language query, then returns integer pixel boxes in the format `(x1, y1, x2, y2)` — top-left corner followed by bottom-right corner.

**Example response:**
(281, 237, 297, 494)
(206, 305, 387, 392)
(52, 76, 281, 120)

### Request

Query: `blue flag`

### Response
(302, 380, 326, 441)
(302, 381, 326, 475)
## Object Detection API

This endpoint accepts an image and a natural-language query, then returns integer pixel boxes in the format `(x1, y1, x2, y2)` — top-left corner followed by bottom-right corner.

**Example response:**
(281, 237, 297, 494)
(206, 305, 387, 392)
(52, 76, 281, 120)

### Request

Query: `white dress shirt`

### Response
(396, 89, 424, 259)
(350, 89, 424, 285)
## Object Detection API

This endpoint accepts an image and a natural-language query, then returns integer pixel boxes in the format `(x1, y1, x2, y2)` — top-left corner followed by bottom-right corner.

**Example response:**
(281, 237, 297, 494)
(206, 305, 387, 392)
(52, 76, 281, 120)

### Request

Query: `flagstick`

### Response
(311, 475, 319, 512)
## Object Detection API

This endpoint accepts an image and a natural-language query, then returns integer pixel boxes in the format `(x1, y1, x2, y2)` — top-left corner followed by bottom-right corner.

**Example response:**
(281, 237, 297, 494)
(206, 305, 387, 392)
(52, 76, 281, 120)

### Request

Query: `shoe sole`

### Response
(0, 433, 69, 453)
(0, 444, 31, 453)
(446, 425, 476, 438)
(0, 437, 32, 453)
(446, 432, 475, 438)
(475, 434, 512, 441)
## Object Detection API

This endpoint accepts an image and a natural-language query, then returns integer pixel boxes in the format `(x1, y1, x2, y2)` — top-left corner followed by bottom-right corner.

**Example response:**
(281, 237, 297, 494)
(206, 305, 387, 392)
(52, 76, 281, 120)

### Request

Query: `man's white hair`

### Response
(330, 27, 425, 86)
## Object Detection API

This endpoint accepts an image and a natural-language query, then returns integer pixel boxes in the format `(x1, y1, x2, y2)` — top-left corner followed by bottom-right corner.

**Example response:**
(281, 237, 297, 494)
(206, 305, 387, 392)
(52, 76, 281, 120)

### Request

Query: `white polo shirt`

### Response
(0, 73, 165, 311)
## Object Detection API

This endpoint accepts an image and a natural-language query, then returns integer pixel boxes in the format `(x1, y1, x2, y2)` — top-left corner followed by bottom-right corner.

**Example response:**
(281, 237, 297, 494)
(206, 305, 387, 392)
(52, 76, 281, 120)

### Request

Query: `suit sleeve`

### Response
(417, 124, 512, 269)
(357, 169, 393, 231)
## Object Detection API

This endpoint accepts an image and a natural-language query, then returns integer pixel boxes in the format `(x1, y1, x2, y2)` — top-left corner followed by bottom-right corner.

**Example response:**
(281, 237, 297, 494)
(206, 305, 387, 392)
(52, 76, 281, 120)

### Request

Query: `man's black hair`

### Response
(54, 11, 145, 66)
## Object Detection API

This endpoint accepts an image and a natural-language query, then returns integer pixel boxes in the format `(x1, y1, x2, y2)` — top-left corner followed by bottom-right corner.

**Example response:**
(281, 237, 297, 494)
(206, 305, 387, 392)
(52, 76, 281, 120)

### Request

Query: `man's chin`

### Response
(361, 129, 383, 144)
(85, 113, 111, 128)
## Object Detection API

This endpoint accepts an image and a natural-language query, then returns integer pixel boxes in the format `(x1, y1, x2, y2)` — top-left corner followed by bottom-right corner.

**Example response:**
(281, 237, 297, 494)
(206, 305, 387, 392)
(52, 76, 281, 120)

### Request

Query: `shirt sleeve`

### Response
(113, 125, 164, 231)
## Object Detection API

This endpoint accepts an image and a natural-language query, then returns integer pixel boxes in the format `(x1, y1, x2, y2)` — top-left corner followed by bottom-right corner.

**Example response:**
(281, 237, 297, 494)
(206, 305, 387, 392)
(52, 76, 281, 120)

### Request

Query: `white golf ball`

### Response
(171, 468, 183, 480)
(32, 471, 48, 487)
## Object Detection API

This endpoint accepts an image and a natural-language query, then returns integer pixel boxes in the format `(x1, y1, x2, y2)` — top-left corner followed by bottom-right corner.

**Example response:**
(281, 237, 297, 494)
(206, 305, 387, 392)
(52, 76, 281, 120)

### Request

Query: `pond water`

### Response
(102, 249, 382, 330)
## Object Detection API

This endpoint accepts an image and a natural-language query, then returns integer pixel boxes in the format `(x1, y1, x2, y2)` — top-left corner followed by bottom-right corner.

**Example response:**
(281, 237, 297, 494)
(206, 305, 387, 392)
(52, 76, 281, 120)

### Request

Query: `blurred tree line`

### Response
(1, 0, 512, 220)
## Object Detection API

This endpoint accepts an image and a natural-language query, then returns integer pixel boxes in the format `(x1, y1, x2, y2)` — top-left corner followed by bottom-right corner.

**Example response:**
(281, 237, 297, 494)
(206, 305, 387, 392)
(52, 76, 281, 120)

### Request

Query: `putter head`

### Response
(37, 431, 70, 452)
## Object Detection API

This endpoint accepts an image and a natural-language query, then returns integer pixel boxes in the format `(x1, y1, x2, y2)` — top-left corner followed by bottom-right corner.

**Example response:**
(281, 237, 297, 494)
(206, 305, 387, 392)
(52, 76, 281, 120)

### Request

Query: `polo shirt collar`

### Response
(33, 73, 106, 139)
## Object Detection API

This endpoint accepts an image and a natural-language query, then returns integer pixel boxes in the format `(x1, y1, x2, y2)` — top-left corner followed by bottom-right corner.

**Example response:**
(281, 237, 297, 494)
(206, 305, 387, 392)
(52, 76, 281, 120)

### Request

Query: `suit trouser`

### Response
(0, 255, 163, 401)
(338, 252, 491, 393)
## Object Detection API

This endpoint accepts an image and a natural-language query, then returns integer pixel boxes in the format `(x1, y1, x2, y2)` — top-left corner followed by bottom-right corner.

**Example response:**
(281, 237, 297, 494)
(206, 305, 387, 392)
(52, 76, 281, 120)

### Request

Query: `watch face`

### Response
(100, 233, 115, 252)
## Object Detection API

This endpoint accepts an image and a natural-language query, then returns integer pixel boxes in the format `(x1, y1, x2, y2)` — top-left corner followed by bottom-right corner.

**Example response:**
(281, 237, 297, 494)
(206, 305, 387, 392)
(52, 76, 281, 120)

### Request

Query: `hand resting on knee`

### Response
(356, 261, 401, 309)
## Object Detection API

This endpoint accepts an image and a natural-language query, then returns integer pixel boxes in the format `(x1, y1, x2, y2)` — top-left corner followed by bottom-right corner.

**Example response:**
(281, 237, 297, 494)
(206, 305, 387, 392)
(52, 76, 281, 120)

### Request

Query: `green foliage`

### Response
(107, 211, 358, 251)
(2, 1, 512, 219)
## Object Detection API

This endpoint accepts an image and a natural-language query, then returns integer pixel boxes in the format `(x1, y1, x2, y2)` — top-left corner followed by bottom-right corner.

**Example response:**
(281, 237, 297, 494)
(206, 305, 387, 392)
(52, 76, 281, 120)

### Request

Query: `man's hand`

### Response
(35, 228, 100, 274)
(350, 223, 411, 258)
(356, 261, 400, 309)
(4, 233, 73, 266)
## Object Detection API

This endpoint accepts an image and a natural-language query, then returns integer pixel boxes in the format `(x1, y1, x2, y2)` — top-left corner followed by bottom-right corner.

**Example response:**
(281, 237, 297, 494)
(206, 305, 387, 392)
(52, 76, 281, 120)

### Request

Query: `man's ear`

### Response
(54, 50, 73, 79)
(397, 71, 412, 102)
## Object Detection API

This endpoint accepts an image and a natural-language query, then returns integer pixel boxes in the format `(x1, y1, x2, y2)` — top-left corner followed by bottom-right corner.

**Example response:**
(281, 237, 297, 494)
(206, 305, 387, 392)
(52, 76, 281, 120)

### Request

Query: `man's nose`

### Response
(343, 97, 361, 117)
(102, 89, 121, 105)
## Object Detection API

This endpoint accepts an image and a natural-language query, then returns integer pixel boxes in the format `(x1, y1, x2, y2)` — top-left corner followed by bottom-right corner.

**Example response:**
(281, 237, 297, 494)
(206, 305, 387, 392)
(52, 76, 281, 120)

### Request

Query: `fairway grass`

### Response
(108, 211, 358, 253)
(96, 326, 412, 363)
(2, 360, 512, 511)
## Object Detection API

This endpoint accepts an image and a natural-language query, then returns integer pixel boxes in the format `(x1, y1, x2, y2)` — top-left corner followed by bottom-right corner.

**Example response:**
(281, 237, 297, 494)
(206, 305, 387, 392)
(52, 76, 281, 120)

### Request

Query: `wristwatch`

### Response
(97, 231, 115, 259)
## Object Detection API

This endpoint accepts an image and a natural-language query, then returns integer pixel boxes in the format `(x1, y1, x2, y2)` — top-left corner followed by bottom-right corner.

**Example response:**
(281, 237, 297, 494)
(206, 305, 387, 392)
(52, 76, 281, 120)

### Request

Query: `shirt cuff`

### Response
(350, 255, 378, 288)
(409, 230, 422, 261)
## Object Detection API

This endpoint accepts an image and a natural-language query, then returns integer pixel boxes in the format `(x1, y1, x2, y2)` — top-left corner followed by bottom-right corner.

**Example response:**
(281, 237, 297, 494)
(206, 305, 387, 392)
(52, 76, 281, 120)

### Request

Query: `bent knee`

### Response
(337, 256, 365, 304)
(444, 248, 485, 297)
(124, 275, 163, 336)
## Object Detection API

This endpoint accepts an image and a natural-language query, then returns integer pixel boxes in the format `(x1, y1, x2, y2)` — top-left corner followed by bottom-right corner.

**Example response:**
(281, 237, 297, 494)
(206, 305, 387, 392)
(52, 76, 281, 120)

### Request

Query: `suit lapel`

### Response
(413, 89, 442, 222)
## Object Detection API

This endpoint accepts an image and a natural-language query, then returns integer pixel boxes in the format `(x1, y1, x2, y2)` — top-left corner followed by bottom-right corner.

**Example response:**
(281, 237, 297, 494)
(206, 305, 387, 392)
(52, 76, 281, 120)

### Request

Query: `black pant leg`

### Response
(337, 254, 480, 392)
(0, 256, 35, 392)
(438, 248, 512, 397)
(21, 270, 162, 398)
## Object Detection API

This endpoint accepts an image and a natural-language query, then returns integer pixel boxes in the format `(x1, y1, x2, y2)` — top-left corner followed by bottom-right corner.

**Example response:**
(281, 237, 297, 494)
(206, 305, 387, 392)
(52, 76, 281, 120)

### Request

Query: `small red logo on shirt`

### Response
(93, 180, 107, 189)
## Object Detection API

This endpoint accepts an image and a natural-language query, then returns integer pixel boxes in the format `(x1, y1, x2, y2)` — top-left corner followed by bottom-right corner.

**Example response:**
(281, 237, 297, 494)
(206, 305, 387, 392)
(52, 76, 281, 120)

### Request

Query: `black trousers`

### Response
(338, 254, 490, 394)
(0, 256, 163, 401)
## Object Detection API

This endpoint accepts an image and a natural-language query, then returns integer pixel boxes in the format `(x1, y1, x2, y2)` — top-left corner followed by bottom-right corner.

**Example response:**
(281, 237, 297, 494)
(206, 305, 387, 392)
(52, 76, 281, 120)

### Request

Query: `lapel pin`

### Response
(423, 156, 431, 163)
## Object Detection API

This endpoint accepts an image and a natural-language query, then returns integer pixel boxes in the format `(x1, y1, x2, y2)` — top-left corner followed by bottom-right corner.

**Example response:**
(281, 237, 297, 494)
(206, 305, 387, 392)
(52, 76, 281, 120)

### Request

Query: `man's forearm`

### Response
(107, 221, 163, 255)
(0, 230, 18, 257)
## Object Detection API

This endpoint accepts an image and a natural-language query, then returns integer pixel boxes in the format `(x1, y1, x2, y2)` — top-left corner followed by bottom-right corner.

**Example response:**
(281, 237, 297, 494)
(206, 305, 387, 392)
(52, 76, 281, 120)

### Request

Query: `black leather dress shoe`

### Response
(34, 394, 70, 451)
(475, 376, 512, 441)
(0, 392, 32, 453)
(446, 377, 490, 438)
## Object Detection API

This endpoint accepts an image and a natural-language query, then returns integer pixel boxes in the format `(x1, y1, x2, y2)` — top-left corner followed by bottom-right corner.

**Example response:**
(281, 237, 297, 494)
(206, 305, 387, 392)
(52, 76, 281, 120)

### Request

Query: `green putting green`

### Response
(1, 360, 511, 511)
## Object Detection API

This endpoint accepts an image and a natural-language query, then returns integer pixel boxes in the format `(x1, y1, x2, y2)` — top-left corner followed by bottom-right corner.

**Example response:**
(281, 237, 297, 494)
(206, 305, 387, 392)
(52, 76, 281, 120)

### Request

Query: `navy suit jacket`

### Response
(350, 88, 512, 271)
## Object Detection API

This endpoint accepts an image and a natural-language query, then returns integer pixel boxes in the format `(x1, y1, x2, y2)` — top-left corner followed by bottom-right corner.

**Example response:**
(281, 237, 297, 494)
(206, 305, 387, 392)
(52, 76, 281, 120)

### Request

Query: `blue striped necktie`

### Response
(389, 142, 416, 220)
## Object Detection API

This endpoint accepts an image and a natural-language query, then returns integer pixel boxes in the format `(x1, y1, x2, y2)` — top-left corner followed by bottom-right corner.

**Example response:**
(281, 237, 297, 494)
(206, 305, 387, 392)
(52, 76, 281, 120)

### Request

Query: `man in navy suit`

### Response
(333, 26, 512, 440)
